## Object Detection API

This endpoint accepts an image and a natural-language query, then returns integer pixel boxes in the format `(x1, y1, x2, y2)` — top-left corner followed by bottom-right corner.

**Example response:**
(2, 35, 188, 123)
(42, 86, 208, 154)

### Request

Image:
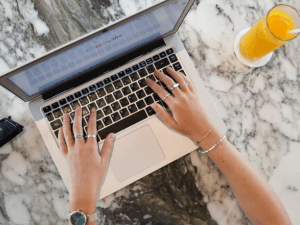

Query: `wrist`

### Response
(193, 127, 223, 151)
(69, 194, 97, 215)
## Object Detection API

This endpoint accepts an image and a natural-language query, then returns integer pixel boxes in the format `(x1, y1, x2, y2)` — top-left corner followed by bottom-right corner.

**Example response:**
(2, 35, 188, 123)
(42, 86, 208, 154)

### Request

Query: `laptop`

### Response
(0, 0, 226, 199)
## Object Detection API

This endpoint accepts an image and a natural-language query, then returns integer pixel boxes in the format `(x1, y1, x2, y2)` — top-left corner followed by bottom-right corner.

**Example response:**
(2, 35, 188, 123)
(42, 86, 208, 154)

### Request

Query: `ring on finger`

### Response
(74, 134, 84, 138)
(180, 82, 188, 87)
(169, 83, 180, 92)
(86, 134, 97, 138)
(162, 93, 172, 102)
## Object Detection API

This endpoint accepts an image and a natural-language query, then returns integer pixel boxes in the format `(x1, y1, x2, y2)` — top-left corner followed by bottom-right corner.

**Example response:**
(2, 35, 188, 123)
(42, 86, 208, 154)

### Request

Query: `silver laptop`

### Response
(0, 0, 226, 199)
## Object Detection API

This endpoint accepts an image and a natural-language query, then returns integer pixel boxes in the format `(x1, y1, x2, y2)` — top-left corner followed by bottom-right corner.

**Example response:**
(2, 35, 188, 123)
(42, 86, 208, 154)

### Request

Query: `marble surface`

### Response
(0, 0, 300, 224)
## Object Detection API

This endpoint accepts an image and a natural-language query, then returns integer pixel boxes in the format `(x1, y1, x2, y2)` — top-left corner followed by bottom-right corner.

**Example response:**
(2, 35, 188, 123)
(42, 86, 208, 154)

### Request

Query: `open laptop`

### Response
(0, 0, 226, 199)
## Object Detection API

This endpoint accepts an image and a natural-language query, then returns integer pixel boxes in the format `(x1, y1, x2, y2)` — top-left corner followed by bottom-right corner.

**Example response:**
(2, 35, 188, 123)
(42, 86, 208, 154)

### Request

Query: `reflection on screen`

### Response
(9, 0, 188, 96)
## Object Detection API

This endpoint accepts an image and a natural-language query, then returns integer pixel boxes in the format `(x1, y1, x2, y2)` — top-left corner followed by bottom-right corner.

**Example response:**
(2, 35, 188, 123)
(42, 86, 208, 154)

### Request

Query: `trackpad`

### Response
(110, 125, 165, 182)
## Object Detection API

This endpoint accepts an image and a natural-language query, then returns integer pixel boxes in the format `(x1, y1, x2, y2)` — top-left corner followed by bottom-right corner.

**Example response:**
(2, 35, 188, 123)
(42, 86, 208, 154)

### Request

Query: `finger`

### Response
(176, 70, 197, 94)
(86, 107, 97, 145)
(62, 112, 74, 147)
(150, 102, 178, 129)
(154, 70, 181, 96)
(146, 78, 174, 107)
(166, 67, 189, 93)
(58, 127, 68, 155)
(100, 133, 114, 166)
(73, 106, 84, 144)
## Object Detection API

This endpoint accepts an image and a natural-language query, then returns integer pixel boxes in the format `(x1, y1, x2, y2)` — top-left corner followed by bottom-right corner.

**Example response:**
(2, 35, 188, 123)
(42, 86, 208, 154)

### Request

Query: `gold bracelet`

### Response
(196, 125, 215, 145)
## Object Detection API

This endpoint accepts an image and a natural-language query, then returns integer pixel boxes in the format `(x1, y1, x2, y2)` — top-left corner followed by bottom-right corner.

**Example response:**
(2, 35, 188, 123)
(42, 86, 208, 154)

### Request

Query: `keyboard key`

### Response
(159, 52, 166, 58)
(136, 89, 146, 99)
(113, 90, 123, 100)
(122, 86, 131, 96)
(105, 94, 114, 104)
(139, 61, 146, 67)
(147, 75, 155, 82)
(70, 112, 75, 120)
(96, 99, 106, 108)
(87, 92, 98, 102)
(96, 88, 106, 97)
(146, 65, 155, 73)
(121, 76, 131, 85)
(138, 68, 148, 78)
(130, 82, 140, 92)
(153, 93, 161, 101)
(155, 58, 170, 70)
(130, 72, 140, 81)
(98, 110, 147, 139)
(104, 78, 111, 84)
(79, 96, 89, 106)
(118, 71, 125, 78)
(136, 100, 146, 109)
(144, 86, 154, 95)
(102, 106, 112, 115)
(71, 100, 80, 110)
(179, 70, 186, 76)
(113, 80, 123, 89)
(146, 58, 153, 64)
(119, 97, 129, 107)
(111, 74, 118, 81)
(89, 85, 96, 91)
(82, 118, 87, 127)
(43, 106, 51, 113)
(153, 55, 159, 61)
(166, 48, 174, 55)
(103, 116, 113, 126)
(144, 96, 154, 105)
(138, 79, 147, 88)
(111, 102, 121, 111)
(52, 102, 59, 109)
(128, 93, 138, 103)
(67, 95, 75, 102)
(59, 99, 67, 105)
(105, 84, 114, 93)
(128, 104, 138, 114)
(173, 62, 182, 71)
(146, 106, 156, 116)
(53, 109, 63, 118)
(82, 88, 89, 95)
(162, 67, 172, 77)
(97, 120, 104, 130)
(62, 105, 72, 113)
(82, 107, 89, 116)
(46, 113, 54, 122)
(169, 54, 178, 63)
(54, 130, 59, 138)
(96, 81, 104, 88)
(96, 110, 104, 120)
(50, 119, 63, 130)
(88, 102, 97, 111)
(119, 108, 129, 117)
(111, 112, 121, 122)
(125, 68, 132, 74)
(132, 64, 139, 71)
(74, 92, 82, 98)
(85, 115, 90, 123)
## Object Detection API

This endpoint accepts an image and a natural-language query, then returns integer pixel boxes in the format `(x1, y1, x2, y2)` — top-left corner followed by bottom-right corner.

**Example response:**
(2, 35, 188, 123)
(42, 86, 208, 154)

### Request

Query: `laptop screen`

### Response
(5, 0, 189, 98)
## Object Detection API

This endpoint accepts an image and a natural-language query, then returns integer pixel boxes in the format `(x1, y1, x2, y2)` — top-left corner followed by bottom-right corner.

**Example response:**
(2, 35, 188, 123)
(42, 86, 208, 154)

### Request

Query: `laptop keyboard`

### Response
(42, 47, 186, 142)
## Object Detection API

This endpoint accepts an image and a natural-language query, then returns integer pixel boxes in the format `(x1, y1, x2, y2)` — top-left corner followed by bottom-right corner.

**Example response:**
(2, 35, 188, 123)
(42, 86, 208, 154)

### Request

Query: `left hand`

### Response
(58, 106, 114, 201)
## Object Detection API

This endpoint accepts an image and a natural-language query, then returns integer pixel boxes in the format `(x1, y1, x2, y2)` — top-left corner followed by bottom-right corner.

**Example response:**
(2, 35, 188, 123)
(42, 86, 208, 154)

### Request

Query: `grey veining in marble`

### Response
(0, 0, 300, 224)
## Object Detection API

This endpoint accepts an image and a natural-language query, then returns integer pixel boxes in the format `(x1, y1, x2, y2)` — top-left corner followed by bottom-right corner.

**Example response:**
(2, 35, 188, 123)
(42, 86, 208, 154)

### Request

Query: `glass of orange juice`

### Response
(234, 5, 300, 67)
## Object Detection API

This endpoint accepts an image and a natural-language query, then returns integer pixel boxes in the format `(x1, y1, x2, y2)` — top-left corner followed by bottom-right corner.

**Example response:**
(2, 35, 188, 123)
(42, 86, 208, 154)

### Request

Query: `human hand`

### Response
(58, 106, 114, 202)
(146, 67, 217, 145)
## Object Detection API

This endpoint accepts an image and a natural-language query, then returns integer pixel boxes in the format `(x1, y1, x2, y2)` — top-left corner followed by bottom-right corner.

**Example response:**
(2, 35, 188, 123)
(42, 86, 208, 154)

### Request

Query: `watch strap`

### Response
(86, 211, 97, 224)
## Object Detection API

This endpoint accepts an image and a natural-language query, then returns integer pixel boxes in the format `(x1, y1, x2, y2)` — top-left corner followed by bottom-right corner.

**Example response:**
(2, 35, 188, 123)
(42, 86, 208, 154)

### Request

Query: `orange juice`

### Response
(239, 6, 298, 61)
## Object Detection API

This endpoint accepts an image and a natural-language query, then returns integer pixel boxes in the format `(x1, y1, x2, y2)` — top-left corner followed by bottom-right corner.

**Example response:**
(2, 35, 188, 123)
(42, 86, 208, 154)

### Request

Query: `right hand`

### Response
(146, 67, 215, 144)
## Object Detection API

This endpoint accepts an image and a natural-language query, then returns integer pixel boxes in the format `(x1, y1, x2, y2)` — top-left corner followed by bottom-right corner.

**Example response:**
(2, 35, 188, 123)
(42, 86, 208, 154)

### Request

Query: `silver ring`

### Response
(169, 83, 179, 91)
(162, 93, 171, 102)
(180, 82, 188, 87)
(86, 135, 97, 138)
(74, 134, 84, 138)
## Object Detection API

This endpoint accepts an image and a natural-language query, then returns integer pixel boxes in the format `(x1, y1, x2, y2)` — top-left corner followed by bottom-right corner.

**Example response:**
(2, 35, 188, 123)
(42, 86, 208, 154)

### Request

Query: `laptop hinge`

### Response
(42, 39, 165, 101)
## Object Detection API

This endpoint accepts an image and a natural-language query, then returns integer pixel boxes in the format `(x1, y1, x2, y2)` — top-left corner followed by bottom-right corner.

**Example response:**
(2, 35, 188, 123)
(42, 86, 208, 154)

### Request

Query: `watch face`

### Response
(70, 212, 87, 225)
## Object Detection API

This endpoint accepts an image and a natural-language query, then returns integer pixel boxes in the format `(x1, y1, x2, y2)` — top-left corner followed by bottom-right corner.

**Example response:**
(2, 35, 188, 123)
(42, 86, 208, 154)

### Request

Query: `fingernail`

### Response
(151, 103, 157, 110)
(76, 106, 81, 110)
(91, 108, 96, 112)
(146, 78, 151, 82)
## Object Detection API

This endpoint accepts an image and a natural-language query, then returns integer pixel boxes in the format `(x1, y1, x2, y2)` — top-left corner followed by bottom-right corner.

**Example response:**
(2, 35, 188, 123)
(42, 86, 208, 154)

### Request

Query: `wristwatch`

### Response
(69, 209, 97, 224)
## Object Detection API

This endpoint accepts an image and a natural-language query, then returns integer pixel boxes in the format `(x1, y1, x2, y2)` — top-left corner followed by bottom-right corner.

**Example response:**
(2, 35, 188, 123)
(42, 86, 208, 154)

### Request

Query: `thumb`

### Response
(100, 133, 114, 166)
(151, 102, 178, 130)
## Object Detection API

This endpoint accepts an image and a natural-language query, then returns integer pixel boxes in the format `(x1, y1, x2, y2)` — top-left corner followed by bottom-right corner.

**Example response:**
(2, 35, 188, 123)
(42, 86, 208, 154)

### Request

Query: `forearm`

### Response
(196, 130, 291, 225)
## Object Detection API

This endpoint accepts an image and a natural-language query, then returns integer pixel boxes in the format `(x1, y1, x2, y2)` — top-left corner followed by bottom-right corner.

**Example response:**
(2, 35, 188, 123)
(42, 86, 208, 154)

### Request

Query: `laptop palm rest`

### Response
(109, 125, 165, 182)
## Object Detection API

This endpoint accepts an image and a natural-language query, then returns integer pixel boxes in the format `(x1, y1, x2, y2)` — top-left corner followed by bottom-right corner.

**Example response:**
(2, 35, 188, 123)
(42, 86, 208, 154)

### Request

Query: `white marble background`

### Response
(0, 0, 300, 224)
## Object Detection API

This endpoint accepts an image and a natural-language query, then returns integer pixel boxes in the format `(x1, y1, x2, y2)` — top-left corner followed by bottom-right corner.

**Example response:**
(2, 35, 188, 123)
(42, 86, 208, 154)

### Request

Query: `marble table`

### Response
(0, 0, 300, 224)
